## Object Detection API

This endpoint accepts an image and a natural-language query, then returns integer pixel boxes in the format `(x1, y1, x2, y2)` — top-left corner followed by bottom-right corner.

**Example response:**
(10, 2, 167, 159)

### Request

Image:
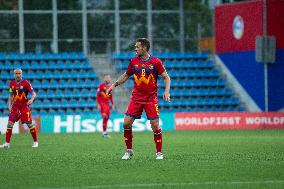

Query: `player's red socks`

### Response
(6, 128, 13, 143)
(102, 117, 108, 132)
(29, 126, 38, 142)
(153, 128, 162, 153)
(124, 127, 133, 149)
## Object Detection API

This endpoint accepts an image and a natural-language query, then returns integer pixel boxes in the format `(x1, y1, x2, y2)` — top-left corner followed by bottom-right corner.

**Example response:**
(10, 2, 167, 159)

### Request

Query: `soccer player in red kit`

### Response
(107, 38, 171, 160)
(0, 69, 38, 149)
(96, 74, 115, 137)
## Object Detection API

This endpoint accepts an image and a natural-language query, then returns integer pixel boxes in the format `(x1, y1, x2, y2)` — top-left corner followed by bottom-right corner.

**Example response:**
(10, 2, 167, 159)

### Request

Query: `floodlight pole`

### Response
(52, 0, 58, 53)
(82, 0, 88, 55)
(179, 0, 184, 52)
(263, 0, 268, 112)
(115, 0, 120, 53)
(147, 0, 153, 53)
(19, 0, 24, 53)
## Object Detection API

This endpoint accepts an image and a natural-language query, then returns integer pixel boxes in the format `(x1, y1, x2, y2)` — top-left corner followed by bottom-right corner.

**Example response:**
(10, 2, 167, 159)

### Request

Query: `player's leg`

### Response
(122, 101, 143, 160)
(121, 115, 135, 160)
(101, 104, 110, 137)
(123, 115, 135, 149)
(21, 107, 38, 147)
(26, 123, 38, 148)
(145, 103, 163, 160)
(150, 119, 163, 160)
(0, 109, 19, 148)
(102, 114, 109, 137)
(0, 121, 15, 148)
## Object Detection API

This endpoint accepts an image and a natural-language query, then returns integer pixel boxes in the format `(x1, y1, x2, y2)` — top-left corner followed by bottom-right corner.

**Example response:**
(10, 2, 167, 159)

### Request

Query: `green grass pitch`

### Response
(0, 130, 284, 189)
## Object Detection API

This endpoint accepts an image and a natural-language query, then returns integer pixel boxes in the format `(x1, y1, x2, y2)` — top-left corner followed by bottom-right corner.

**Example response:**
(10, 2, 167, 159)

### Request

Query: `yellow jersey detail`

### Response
(134, 74, 155, 86)
(13, 90, 27, 101)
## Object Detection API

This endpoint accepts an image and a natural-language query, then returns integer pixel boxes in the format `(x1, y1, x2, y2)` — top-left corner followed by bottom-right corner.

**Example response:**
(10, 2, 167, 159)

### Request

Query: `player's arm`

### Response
(161, 71, 171, 102)
(96, 97, 101, 111)
(106, 72, 130, 95)
(96, 85, 103, 111)
(8, 93, 13, 111)
(110, 95, 115, 110)
(27, 91, 36, 105)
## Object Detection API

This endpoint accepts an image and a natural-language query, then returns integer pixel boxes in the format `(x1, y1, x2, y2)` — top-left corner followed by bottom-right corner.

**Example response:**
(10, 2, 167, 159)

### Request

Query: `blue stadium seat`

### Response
(42, 99, 52, 108)
(69, 99, 78, 107)
(41, 80, 50, 88)
(63, 89, 72, 98)
(47, 89, 56, 98)
(57, 108, 66, 115)
(66, 108, 75, 115)
(48, 61, 57, 69)
(48, 108, 57, 115)
(39, 60, 48, 69)
(51, 99, 61, 108)
(79, 88, 90, 98)
(72, 89, 81, 98)
(39, 109, 48, 115)
(39, 90, 47, 98)
(33, 79, 41, 88)
(1, 70, 9, 79)
(50, 79, 59, 88)
(0, 52, 242, 115)
(55, 89, 64, 98)
(61, 99, 69, 108)
(4, 61, 12, 70)
(56, 60, 66, 69)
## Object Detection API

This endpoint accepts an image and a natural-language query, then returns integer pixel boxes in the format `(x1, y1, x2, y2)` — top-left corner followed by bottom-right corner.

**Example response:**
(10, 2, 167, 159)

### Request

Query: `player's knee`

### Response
(151, 125, 160, 131)
(8, 121, 15, 127)
(150, 120, 160, 130)
(123, 123, 132, 129)
(27, 123, 35, 129)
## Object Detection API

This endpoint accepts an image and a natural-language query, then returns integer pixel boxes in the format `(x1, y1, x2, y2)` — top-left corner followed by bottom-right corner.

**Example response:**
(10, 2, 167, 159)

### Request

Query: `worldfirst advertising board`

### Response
(175, 112, 284, 130)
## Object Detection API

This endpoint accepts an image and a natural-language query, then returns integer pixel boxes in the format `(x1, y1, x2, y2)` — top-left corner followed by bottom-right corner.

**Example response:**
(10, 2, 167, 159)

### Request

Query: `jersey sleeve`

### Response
(25, 81, 34, 92)
(96, 84, 103, 97)
(156, 58, 166, 75)
(126, 60, 133, 75)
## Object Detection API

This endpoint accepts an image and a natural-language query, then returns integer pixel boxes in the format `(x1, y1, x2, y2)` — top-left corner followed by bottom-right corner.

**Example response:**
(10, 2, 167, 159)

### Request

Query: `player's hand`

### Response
(112, 104, 115, 111)
(97, 104, 101, 111)
(106, 84, 115, 95)
(27, 99, 34, 105)
(163, 91, 170, 102)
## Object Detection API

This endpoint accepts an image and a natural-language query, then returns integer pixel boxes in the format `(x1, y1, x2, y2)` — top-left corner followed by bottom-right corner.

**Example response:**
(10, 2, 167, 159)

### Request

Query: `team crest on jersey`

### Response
(149, 64, 154, 70)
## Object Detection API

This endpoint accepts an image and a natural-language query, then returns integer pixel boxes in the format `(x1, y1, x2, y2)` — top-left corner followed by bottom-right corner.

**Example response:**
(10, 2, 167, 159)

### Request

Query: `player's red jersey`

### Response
(126, 55, 166, 104)
(96, 83, 113, 105)
(9, 79, 33, 106)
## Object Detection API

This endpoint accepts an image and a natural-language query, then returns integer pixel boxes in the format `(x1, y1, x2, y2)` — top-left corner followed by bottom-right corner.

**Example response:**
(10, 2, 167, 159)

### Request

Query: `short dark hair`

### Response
(136, 38, 150, 51)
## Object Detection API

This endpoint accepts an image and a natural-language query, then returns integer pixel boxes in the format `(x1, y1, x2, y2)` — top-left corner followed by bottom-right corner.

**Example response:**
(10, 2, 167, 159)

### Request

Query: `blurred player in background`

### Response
(0, 69, 38, 149)
(96, 74, 115, 138)
(107, 38, 171, 160)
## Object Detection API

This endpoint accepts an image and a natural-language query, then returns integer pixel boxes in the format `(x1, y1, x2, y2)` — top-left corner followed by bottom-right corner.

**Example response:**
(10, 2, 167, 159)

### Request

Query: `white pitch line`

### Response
(37, 180, 284, 189)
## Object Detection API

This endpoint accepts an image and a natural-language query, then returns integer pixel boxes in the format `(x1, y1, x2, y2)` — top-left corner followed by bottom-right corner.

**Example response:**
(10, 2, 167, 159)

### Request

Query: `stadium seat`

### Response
(0, 52, 244, 115)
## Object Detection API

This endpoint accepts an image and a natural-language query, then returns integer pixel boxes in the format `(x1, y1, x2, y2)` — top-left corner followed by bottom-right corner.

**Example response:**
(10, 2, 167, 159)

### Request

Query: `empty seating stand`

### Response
(0, 52, 99, 116)
(112, 52, 245, 112)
